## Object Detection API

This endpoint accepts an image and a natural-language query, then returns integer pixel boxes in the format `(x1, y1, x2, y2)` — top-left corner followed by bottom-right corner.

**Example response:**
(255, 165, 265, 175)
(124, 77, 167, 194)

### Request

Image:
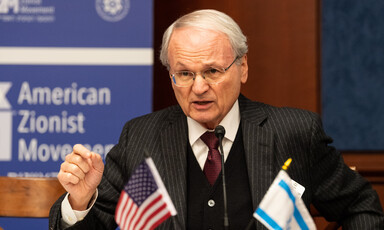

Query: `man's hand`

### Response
(58, 144, 104, 210)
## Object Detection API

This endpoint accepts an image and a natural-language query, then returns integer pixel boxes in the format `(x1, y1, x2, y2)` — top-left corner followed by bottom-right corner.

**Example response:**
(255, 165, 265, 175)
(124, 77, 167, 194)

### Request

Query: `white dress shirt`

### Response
(187, 100, 241, 169)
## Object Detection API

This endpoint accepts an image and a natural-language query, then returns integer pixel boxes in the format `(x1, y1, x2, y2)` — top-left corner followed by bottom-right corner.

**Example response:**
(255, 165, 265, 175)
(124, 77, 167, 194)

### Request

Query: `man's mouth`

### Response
(194, 101, 211, 105)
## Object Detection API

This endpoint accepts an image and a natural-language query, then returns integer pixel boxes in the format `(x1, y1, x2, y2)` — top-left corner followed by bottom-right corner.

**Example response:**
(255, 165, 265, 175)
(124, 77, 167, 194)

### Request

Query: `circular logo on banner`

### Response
(95, 0, 130, 22)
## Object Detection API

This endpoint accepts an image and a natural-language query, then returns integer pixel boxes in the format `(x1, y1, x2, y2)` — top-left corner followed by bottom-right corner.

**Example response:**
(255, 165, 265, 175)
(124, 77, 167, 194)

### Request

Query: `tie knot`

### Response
(200, 131, 219, 150)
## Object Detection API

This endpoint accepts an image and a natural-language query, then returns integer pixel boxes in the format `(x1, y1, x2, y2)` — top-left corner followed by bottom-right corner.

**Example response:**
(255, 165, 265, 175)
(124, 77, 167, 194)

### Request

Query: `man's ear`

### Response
(240, 55, 248, 84)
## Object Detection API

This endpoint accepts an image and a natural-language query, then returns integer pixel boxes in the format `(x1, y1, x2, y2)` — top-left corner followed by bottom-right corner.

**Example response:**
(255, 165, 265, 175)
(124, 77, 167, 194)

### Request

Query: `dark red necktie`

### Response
(200, 131, 221, 185)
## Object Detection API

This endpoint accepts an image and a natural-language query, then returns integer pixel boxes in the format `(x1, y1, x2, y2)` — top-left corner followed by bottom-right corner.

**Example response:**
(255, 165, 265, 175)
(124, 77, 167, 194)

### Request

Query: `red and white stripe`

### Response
(115, 189, 172, 230)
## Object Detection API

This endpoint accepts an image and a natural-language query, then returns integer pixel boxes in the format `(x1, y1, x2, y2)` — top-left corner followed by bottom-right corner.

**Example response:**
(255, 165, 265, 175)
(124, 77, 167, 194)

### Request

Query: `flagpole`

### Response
(282, 158, 292, 171)
(244, 158, 293, 230)
(172, 216, 183, 229)
(244, 218, 255, 230)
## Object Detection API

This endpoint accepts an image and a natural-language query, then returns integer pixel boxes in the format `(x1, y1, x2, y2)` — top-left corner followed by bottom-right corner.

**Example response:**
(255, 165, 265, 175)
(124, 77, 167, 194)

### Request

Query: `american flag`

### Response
(115, 158, 177, 230)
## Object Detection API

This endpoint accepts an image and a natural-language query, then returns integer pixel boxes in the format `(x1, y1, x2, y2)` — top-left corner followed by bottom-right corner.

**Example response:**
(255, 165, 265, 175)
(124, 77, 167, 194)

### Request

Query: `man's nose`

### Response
(191, 73, 209, 95)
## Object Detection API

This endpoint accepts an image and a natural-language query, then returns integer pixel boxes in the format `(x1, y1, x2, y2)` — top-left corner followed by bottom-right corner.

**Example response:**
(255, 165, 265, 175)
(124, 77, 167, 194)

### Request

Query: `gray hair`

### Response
(159, 9, 248, 69)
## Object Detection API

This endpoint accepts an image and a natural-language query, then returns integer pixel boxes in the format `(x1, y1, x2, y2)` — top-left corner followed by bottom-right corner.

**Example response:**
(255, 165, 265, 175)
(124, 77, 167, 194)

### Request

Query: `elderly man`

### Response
(49, 9, 384, 229)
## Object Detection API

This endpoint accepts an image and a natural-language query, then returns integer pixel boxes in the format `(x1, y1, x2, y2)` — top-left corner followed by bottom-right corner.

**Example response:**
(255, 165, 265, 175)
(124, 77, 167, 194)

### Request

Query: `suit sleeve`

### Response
(49, 122, 133, 230)
(308, 114, 384, 229)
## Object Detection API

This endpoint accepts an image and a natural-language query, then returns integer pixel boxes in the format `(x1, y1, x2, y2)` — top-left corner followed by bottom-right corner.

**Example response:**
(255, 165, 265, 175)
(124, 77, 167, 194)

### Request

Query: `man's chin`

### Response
(190, 116, 218, 129)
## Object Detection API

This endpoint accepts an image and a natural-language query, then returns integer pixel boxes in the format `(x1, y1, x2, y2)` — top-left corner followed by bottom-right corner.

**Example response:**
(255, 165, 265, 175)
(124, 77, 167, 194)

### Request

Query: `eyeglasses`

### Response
(170, 57, 239, 87)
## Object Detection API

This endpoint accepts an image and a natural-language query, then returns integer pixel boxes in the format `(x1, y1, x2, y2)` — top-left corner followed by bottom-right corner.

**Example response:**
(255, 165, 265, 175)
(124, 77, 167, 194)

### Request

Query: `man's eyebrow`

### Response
(172, 63, 190, 71)
(174, 61, 218, 69)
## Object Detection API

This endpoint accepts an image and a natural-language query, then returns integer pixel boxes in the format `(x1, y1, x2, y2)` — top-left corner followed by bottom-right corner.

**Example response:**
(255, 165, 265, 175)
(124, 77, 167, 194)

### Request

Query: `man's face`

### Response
(167, 27, 248, 129)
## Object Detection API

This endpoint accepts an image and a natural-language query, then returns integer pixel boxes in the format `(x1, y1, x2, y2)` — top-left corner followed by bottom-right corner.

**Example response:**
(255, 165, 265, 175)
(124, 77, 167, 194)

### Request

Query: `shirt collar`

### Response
(187, 100, 240, 146)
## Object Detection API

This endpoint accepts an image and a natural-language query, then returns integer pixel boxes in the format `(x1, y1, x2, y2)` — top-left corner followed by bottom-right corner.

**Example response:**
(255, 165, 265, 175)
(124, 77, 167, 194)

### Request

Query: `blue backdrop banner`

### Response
(0, 0, 153, 229)
(322, 0, 384, 150)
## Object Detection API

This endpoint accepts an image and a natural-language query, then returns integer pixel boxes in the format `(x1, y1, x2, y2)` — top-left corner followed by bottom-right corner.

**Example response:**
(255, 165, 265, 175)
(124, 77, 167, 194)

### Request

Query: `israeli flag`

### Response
(254, 170, 316, 230)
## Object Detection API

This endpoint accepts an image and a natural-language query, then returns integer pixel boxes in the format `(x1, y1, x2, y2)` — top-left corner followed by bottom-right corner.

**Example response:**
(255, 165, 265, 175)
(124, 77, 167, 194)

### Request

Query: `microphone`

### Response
(214, 125, 229, 230)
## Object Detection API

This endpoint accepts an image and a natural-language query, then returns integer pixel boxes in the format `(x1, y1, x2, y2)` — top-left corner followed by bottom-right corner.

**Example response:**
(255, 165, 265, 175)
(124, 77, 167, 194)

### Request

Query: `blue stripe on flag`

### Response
(278, 180, 309, 230)
(255, 208, 283, 230)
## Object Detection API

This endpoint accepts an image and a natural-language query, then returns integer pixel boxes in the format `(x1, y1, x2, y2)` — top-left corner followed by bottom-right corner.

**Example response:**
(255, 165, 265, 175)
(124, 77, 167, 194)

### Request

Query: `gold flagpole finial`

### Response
(282, 158, 292, 170)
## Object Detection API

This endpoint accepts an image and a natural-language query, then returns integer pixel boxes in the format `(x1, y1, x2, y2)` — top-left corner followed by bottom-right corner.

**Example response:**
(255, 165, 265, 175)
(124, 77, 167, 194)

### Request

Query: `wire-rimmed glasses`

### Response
(170, 57, 239, 87)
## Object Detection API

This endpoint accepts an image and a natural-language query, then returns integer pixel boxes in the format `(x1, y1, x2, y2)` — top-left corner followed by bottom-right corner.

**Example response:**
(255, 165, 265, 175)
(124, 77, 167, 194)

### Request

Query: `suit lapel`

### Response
(156, 96, 276, 229)
(158, 107, 188, 229)
(239, 96, 276, 212)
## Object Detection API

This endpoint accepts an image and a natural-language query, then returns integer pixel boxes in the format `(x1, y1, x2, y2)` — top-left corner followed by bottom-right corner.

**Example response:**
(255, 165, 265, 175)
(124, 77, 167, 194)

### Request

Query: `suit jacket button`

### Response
(208, 199, 215, 207)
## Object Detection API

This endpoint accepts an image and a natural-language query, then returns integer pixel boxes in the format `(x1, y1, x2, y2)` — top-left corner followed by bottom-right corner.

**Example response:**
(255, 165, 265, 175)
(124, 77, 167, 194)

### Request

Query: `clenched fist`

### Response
(58, 144, 104, 210)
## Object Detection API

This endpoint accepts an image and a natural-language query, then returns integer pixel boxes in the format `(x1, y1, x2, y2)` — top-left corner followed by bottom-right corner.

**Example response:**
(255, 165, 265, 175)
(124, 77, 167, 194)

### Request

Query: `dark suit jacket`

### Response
(49, 95, 384, 229)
